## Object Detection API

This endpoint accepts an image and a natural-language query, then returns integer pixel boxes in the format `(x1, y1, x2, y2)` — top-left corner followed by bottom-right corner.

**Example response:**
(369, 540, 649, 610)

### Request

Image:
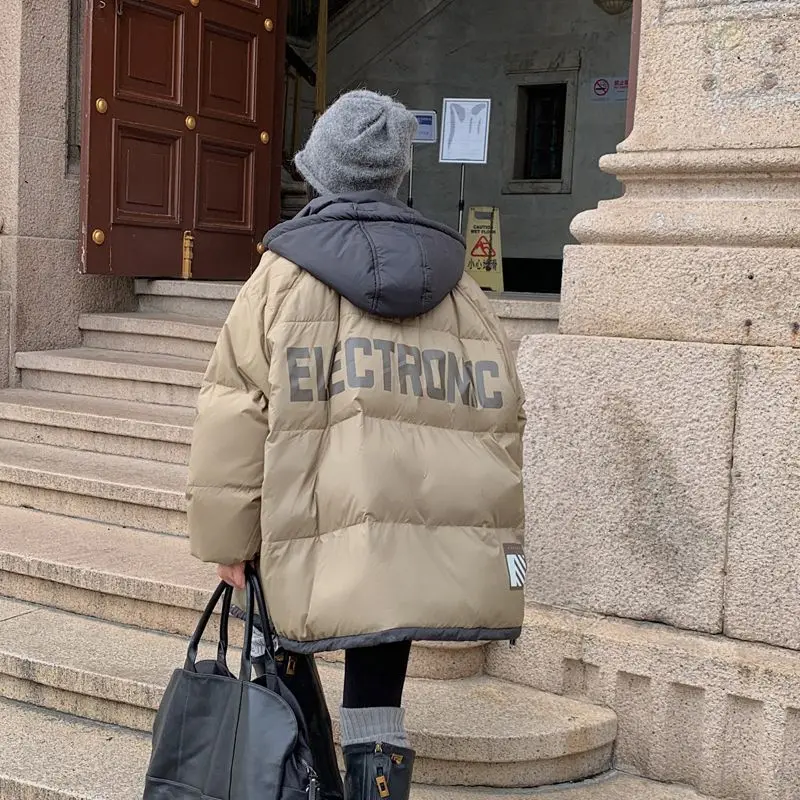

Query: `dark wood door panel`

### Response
(111, 227, 188, 278)
(191, 0, 284, 279)
(115, 0, 185, 109)
(113, 121, 183, 227)
(81, 0, 285, 278)
(199, 19, 257, 124)
(195, 137, 255, 232)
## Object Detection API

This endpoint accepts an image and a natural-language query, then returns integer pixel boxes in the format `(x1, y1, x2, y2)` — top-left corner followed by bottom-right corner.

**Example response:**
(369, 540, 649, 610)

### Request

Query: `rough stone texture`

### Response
(135, 279, 241, 321)
(487, 604, 800, 800)
(79, 312, 220, 362)
(6, 238, 130, 355)
(410, 746, 612, 789)
(0, 602, 617, 789)
(413, 773, 713, 800)
(725, 346, 800, 651)
(321, 641, 487, 681)
(0, 388, 193, 464)
(560, 0, 800, 347)
(518, 334, 737, 632)
(16, 348, 204, 407)
(492, 295, 561, 350)
(2, 237, 133, 369)
(560, 244, 800, 349)
(0, 292, 10, 389)
(0, 438, 187, 534)
(0, 1, 21, 223)
(0, 0, 134, 384)
(0, 700, 151, 800)
(630, 0, 800, 155)
(0, 696, 700, 800)
(0, 507, 211, 609)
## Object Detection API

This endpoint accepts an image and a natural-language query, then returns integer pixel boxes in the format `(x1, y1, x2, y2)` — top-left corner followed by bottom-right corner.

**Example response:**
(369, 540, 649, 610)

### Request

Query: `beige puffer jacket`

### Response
(187, 193, 526, 652)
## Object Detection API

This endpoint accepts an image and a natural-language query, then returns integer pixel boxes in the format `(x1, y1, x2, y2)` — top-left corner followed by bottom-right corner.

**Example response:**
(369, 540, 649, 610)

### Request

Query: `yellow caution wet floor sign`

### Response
(464, 207, 504, 292)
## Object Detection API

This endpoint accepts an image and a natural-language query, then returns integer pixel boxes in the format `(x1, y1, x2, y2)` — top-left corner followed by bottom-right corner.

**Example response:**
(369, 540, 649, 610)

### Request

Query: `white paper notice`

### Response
(439, 98, 491, 164)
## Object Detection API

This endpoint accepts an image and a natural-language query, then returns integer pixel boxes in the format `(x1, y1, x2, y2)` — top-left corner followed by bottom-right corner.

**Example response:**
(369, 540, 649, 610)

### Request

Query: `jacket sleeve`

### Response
(186, 260, 277, 565)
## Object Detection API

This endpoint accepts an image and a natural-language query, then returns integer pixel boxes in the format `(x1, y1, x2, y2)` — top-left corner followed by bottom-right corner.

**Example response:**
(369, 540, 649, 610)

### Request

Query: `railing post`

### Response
(315, 0, 328, 117)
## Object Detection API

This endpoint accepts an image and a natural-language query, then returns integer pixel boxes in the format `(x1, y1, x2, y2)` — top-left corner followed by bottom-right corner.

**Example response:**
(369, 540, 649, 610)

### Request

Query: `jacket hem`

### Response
(277, 625, 523, 654)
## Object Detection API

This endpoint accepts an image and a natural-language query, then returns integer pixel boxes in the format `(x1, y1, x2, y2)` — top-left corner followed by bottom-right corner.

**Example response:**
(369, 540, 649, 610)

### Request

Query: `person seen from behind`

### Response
(186, 89, 526, 800)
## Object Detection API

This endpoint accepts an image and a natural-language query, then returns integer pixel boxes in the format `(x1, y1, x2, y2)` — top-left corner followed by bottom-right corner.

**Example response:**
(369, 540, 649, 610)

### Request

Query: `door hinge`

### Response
(182, 230, 194, 280)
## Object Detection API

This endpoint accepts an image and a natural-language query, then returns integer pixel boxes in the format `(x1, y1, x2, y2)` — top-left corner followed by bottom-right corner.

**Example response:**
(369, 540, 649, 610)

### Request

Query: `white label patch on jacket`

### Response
(503, 543, 527, 590)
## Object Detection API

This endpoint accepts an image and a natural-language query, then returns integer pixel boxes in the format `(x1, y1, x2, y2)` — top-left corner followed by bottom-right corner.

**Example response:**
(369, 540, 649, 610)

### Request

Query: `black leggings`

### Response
(342, 641, 412, 709)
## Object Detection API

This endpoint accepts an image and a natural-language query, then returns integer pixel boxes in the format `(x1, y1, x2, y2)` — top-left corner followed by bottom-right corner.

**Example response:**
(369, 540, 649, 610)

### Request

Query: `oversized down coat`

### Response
(187, 191, 526, 653)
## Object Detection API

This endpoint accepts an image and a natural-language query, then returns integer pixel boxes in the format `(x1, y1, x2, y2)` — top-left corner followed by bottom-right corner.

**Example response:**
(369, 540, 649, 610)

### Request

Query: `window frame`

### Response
(503, 68, 579, 195)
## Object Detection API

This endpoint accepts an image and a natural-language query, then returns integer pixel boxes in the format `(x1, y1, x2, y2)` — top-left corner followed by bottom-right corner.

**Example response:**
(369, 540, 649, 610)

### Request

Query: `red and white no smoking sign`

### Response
(591, 76, 629, 103)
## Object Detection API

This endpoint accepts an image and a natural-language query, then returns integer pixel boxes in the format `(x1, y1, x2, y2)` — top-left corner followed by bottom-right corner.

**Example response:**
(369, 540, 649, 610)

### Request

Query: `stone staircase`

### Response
(0, 281, 707, 799)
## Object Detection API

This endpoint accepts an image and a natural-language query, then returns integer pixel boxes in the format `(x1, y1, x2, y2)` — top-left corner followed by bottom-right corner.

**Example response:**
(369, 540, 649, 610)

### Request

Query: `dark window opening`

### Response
(503, 258, 563, 295)
(517, 84, 567, 181)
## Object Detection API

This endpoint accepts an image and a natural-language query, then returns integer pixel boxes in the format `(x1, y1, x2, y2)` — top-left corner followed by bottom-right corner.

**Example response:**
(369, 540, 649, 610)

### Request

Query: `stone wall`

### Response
(0, 0, 133, 388)
(498, 0, 800, 796)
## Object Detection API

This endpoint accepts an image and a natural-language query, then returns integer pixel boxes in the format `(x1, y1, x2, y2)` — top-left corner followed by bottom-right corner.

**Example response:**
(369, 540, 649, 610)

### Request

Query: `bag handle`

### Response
(185, 580, 233, 671)
(239, 563, 277, 680)
(217, 580, 232, 667)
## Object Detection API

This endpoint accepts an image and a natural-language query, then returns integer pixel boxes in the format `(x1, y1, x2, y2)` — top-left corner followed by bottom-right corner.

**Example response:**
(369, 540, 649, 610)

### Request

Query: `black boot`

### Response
(343, 742, 415, 800)
(277, 652, 345, 800)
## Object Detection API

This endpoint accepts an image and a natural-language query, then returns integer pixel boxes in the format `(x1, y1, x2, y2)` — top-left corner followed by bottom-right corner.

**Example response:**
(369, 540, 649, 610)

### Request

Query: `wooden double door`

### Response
(81, 0, 285, 279)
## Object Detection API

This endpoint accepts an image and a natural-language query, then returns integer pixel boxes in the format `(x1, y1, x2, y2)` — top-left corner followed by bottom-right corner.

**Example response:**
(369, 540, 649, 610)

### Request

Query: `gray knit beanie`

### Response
(295, 90, 417, 197)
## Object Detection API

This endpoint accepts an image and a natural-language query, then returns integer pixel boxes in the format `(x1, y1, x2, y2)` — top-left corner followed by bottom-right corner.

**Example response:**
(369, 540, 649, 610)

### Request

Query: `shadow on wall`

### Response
(602, 394, 710, 621)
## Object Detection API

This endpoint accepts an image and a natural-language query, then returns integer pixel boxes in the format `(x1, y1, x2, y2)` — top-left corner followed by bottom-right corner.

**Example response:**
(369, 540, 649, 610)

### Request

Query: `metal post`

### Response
(457, 164, 466, 234)
(315, 0, 329, 117)
(407, 144, 415, 208)
(291, 71, 301, 154)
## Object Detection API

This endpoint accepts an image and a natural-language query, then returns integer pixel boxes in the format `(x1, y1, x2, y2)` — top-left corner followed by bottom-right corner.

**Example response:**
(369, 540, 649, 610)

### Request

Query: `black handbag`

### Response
(274, 652, 343, 800)
(143, 565, 319, 800)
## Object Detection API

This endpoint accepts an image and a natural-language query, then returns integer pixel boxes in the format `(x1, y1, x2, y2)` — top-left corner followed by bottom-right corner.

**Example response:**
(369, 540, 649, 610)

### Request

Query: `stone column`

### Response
(0, 0, 132, 389)
(502, 1, 800, 796)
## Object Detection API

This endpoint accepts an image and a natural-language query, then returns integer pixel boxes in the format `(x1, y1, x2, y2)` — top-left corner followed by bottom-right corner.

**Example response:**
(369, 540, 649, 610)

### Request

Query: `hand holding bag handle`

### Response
(183, 567, 264, 677)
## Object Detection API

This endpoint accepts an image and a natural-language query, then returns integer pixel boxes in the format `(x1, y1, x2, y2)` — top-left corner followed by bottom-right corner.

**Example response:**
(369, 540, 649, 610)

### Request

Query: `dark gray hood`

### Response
(263, 191, 465, 319)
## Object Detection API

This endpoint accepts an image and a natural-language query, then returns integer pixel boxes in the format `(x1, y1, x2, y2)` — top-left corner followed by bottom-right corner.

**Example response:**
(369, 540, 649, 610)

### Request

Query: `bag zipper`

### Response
(303, 761, 320, 800)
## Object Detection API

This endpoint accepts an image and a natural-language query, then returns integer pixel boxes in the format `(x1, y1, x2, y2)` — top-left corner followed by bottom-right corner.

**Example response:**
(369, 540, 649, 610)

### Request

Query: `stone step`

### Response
(318, 641, 486, 682)
(16, 348, 205, 407)
(133, 280, 561, 349)
(0, 507, 484, 680)
(0, 599, 617, 788)
(0, 440, 186, 534)
(136, 279, 242, 321)
(0, 506, 210, 636)
(80, 312, 219, 362)
(490, 293, 560, 350)
(0, 701, 704, 800)
(0, 389, 193, 464)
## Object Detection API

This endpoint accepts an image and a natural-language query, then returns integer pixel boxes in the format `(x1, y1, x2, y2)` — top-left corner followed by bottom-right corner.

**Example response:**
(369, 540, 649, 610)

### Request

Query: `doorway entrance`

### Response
(80, 0, 285, 280)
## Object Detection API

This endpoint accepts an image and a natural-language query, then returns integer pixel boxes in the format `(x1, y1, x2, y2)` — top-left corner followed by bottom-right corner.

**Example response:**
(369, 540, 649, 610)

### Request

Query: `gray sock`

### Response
(339, 706, 410, 749)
